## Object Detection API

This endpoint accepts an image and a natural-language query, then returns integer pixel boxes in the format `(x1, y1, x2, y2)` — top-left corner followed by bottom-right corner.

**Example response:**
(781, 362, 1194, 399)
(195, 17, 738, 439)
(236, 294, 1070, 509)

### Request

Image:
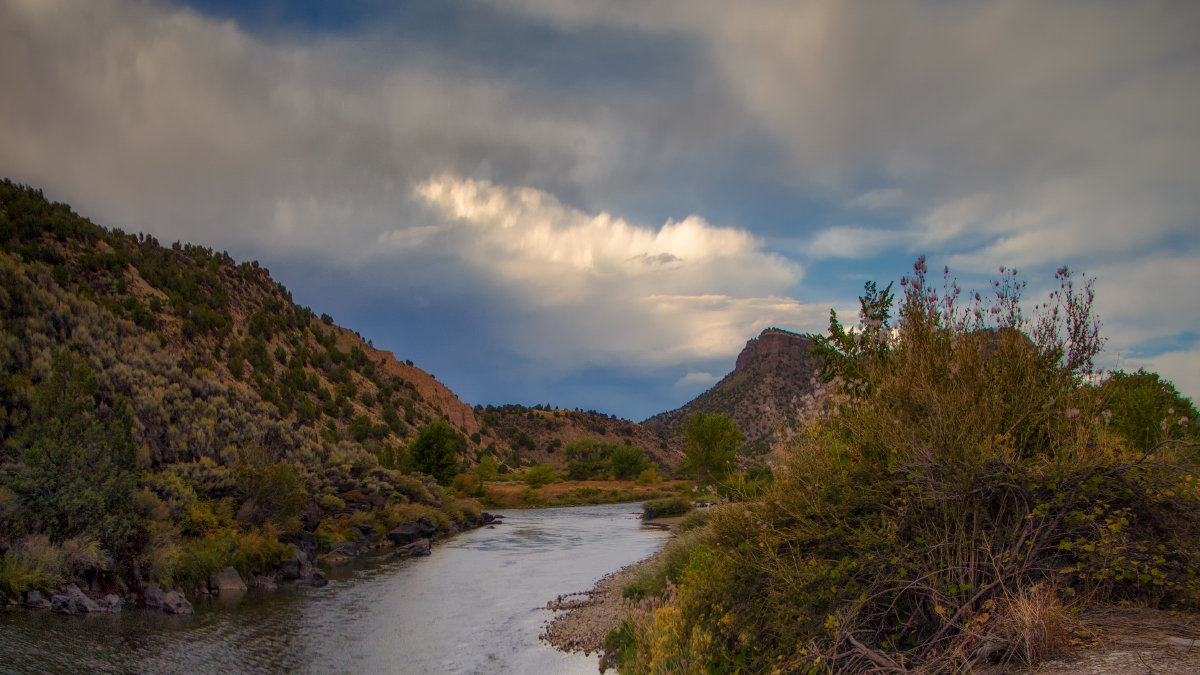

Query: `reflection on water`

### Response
(0, 502, 669, 674)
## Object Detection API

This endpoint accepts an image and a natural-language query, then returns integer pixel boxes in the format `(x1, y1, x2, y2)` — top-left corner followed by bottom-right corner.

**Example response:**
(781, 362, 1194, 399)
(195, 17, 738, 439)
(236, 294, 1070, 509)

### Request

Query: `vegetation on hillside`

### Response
(614, 259, 1200, 673)
(0, 181, 491, 600)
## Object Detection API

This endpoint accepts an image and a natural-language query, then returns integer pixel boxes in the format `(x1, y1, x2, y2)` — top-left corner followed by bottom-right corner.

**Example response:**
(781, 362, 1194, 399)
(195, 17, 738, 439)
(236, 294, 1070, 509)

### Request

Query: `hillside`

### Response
(476, 404, 681, 472)
(642, 327, 823, 457)
(0, 180, 507, 600)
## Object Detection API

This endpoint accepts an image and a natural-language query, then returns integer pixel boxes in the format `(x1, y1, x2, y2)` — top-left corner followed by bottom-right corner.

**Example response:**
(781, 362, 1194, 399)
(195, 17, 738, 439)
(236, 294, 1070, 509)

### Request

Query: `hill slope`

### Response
(642, 328, 823, 457)
(477, 404, 681, 472)
(0, 180, 499, 597)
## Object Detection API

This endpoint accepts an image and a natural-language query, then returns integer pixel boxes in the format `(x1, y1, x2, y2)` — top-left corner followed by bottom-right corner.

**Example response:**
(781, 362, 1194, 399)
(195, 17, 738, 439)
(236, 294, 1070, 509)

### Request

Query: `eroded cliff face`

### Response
(643, 327, 824, 459)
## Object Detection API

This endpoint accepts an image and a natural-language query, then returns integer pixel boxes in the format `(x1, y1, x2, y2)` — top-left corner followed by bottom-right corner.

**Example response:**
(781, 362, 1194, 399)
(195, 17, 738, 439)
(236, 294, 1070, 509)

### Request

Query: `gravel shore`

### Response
(540, 555, 654, 659)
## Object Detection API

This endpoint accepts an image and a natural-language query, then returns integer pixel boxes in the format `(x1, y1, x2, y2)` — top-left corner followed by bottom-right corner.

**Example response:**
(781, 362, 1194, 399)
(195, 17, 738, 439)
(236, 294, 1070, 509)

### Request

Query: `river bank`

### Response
(1, 502, 669, 673)
(541, 514, 683, 669)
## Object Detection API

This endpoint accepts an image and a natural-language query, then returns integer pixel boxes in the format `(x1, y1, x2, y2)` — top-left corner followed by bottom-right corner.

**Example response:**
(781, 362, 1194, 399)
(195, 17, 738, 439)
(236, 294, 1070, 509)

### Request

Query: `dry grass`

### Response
(482, 479, 685, 508)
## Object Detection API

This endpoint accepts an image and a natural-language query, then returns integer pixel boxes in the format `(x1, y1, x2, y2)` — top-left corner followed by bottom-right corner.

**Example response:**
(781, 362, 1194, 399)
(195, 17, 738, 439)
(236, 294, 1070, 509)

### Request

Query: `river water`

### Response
(0, 502, 671, 674)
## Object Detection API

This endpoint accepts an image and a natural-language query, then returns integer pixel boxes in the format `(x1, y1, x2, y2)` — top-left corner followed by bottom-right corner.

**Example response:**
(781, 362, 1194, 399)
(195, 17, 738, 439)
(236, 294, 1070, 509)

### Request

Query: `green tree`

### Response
(609, 445, 650, 480)
(409, 420, 463, 486)
(13, 351, 146, 573)
(1102, 369, 1198, 452)
(523, 464, 559, 488)
(472, 455, 499, 482)
(682, 412, 741, 484)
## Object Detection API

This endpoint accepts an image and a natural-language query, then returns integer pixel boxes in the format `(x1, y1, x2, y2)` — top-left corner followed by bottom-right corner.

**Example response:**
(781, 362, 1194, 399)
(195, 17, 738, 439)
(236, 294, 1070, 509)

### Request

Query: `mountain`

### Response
(642, 328, 824, 458)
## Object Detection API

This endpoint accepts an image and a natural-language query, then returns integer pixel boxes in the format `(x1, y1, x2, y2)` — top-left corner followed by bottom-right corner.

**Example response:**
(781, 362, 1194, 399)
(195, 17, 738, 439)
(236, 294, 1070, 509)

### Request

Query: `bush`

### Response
(621, 261, 1200, 674)
(642, 496, 690, 519)
(522, 464, 559, 488)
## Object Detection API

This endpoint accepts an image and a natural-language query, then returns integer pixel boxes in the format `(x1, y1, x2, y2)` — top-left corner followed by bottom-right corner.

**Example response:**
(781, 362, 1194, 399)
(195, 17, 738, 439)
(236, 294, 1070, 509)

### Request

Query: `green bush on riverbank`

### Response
(615, 261, 1200, 673)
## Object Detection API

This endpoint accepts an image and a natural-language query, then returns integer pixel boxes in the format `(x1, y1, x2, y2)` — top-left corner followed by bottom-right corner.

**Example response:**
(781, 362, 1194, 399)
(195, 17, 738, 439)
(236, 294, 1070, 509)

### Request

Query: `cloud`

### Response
(396, 175, 824, 367)
(493, 0, 1200, 268)
(806, 226, 907, 260)
(676, 371, 719, 388)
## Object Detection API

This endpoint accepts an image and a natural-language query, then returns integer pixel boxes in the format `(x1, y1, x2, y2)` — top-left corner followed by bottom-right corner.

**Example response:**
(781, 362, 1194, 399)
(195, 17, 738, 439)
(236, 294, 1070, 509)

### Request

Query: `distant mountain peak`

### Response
(643, 327, 823, 459)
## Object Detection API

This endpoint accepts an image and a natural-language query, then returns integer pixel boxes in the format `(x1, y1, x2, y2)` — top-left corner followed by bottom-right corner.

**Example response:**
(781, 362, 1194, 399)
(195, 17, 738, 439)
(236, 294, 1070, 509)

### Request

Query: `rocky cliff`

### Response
(642, 328, 824, 458)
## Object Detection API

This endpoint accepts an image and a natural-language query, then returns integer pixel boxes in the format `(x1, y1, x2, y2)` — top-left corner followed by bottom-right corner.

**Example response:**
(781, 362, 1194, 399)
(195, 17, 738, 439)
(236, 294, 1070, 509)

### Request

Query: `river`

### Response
(0, 502, 671, 673)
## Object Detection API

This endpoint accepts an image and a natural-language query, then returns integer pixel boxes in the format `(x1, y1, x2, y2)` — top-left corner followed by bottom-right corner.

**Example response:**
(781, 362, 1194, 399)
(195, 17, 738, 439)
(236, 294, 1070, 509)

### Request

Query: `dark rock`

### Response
(65, 584, 101, 613)
(214, 566, 247, 592)
(51, 594, 76, 615)
(354, 524, 378, 542)
(161, 591, 193, 615)
(401, 538, 431, 557)
(387, 522, 421, 546)
(310, 570, 328, 587)
(144, 583, 166, 609)
(25, 590, 51, 610)
(279, 557, 302, 580)
(125, 593, 139, 608)
(280, 530, 318, 563)
(100, 594, 123, 613)
(251, 575, 276, 591)
(328, 541, 358, 557)
(416, 517, 438, 537)
(487, 525, 495, 529)
(481, 512, 496, 523)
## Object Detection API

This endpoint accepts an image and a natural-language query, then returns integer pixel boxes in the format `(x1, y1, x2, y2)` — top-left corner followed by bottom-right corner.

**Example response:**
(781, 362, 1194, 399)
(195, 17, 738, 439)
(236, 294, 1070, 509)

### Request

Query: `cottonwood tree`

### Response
(682, 412, 742, 484)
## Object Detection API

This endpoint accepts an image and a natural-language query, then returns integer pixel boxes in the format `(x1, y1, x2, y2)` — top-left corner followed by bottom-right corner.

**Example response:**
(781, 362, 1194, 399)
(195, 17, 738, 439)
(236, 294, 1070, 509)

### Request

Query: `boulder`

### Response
(251, 575, 276, 591)
(481, 512, 496, 524)
(280, 530, 319, 564)
(214, 566, 247, 593)
(65, 584, 101, 613)
(100, 594, 124, 613)
(310, 570, 328, 587)
(400, 538, 431, 557)
(279, 557, 302, 581)
(328, 541, 358, 557)
(51, 594, 76, 615)
(387, 522, 421, 546)
(161, 591, 193, 615)
(25, 590, 51, 610)
(355, 524, 379, 542)
(416, 517, 438, 537)
(143, 583, 166, 609)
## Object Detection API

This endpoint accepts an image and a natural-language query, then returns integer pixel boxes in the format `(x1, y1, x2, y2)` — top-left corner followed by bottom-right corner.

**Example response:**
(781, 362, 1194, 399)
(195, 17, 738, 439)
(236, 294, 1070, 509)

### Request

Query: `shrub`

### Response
(635, 465, 661, 485)
(621, 261, 1200, 674)
(522, 464, 559, 488)
(642, 496, 690, 519)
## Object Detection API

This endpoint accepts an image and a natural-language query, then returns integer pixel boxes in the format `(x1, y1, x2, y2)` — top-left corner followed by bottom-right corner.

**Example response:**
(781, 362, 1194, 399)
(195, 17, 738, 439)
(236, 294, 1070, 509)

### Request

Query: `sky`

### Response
(2, 0, 1198, 420)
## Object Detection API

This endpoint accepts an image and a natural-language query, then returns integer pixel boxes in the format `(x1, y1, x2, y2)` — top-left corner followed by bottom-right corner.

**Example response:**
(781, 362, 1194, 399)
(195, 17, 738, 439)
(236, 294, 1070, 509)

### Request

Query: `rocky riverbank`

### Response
(7, 512, 501, 618)
(541, 555, 652, 657)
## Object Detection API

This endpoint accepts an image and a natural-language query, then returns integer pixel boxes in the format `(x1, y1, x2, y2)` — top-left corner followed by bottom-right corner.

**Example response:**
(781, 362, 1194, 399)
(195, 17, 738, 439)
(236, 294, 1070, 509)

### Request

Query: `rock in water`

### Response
(214, 566, 248, 592)
(50, 595, 76, 615)
(65, 584, 101, 613)
(400, 538, 432, 557)
(387, 522, 421, 545)
(161, 591, 193, 615)
(143, 583, 165, 608)
(25, 590, 51, 610)
(100, 594, 123, 613)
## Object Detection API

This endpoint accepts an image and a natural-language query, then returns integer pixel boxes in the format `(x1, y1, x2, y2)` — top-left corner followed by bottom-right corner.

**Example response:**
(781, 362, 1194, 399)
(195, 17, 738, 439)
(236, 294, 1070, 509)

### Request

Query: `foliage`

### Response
(522, 463, 560, 488)
(1102, 369, 1198, 453)
(610, 445, 651, 480)
(681, 412, 742, 484)
(409, 420, 464, 486)
(642, 496, 690, 519)
(620, 259, 1200, 674)
(10, 351, 146, 576)
(0, 180, 487, 592)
